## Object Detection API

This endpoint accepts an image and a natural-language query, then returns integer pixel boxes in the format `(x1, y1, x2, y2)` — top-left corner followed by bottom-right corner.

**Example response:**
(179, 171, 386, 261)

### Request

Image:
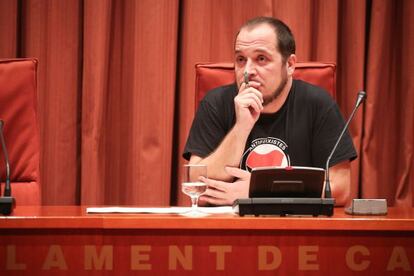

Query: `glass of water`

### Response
(181, 164, 207, 215)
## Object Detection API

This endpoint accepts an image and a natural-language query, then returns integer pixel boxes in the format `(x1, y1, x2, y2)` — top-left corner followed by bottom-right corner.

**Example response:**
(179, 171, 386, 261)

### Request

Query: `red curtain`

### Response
(0, 0, 412, 207)
(362, 0, 414, 206)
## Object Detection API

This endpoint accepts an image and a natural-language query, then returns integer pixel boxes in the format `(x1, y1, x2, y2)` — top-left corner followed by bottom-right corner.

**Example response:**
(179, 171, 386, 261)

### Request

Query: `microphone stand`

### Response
(0, 120, 15, 215)
(324, 91, 366, 198)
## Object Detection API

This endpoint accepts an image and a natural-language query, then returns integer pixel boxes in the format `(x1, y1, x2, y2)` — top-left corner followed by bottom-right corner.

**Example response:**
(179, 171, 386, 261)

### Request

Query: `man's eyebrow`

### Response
(235, 48, 272, 55)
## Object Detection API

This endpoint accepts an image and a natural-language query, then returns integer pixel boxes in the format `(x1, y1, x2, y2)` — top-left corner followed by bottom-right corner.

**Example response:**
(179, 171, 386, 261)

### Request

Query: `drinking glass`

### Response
(181, 164, 207, 215)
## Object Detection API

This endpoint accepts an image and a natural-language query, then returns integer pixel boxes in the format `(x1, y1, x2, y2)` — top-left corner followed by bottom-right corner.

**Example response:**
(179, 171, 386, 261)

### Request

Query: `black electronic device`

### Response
(234, 166, 334, 216)
(233, 198, 335, 217)
(249, 166, 325, 198)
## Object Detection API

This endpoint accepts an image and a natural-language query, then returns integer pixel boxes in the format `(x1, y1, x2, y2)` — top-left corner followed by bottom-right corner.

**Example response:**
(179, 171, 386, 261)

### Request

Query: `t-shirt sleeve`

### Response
(312, 102, 357, 168)
(182, 95, 230, 160)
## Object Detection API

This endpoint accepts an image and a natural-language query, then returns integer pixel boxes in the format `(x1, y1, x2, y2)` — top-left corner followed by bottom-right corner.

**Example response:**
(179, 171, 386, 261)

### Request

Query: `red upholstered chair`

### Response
(195, 62, 336, 109)
(0, 58, 41, 205)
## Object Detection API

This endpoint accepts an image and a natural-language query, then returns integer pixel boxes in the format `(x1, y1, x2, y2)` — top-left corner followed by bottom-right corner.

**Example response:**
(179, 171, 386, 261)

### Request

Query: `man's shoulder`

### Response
(292, 79, 335, 104)
(203, 83, 237, 103)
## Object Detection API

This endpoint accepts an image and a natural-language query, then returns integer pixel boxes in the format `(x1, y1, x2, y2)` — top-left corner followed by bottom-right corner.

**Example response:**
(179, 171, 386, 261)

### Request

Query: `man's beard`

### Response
(262, 69, 288, 106)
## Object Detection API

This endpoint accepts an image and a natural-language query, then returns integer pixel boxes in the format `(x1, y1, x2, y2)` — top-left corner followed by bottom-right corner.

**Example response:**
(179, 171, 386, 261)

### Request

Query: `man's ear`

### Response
(287, 54, 297, 76)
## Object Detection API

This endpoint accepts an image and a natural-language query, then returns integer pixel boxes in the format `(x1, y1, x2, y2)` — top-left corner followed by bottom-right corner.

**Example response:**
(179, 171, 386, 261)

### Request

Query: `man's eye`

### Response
(257, 55, 267, 63)
(236, 56, 246, 64)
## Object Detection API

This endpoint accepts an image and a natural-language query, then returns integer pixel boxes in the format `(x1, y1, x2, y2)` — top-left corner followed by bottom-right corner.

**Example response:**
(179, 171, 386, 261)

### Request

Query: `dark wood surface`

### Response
(1, 206, 414, 231)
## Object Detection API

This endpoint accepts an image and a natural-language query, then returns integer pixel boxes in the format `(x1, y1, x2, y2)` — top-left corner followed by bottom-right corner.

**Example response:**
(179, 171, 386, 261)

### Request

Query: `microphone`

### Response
(324, 91, 366, 198)
(0, 120, 15, 215)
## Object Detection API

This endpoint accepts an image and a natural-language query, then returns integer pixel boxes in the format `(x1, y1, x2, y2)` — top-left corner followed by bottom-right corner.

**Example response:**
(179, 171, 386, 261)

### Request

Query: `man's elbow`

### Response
(332, 183, 350, 206)
(330, 161, 352, 206)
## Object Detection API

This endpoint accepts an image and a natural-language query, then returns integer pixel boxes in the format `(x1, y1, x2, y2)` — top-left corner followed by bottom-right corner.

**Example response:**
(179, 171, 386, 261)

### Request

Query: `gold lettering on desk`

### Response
(42, 245, 68, 270)
(298, 246, 319, 271)
(168, 246, 192, 270)
(131, 245, 151, 270)
(346, 245, 370, 271)
(387, 246, 412, 271)
(2, 242, 414, 272)
(209, 245, 232, 270)
(258, 246, 282, 270)
(84, 245, 113, 270)
(6, 245, 26, 270)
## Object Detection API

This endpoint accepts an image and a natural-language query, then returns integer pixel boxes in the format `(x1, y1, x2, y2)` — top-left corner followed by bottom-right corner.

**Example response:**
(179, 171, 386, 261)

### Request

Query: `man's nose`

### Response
(245, 60, 256, 77)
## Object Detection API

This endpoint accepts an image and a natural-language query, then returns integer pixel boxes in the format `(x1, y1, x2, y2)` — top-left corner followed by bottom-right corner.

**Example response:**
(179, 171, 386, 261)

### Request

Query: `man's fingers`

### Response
(203, 187, 226, 199)
(236, 94, 263, 112)
(201, 195, 229, 206)
(236, 95, 263, 110)
(239, 88, 264, 103)
(237, 99, 262, 112)
(240, 80, 261, 90)
(239, 94, 263, 109)
(225, 166, 250, 179)
(239, 86, 264, 103)
(200, 177, 227, 192)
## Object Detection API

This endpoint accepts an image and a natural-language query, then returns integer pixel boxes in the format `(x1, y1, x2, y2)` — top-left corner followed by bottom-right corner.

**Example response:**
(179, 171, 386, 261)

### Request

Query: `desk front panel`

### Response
(1, 206, 413, 275)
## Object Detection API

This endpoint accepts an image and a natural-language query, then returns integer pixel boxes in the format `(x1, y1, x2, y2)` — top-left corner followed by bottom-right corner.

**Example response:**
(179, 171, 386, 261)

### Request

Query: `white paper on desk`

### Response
(86, 206, 234, 214)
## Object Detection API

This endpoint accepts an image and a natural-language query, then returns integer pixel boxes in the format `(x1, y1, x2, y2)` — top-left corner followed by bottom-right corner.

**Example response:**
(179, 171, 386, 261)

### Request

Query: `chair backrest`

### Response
(195, 62, 336, 109)
(0, 58, 41, 205)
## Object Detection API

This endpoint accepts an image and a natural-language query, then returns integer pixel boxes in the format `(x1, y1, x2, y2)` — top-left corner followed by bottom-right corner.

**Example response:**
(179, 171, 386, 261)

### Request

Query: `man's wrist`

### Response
(231, 123, 252, 139)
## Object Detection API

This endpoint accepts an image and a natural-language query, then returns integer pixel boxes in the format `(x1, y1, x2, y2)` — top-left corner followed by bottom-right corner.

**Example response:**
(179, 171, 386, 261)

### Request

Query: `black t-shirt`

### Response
(183, 79, 357, 171)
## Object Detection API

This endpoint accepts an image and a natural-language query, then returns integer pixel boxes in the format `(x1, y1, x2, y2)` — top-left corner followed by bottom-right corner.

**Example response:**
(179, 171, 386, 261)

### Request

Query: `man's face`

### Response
(235, 24, 289, 106)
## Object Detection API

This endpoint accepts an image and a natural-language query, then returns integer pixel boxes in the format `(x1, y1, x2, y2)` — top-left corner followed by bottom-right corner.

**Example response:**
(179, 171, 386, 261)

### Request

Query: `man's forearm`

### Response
(330, 161, 351, 206)
(191, 125, 251, 181)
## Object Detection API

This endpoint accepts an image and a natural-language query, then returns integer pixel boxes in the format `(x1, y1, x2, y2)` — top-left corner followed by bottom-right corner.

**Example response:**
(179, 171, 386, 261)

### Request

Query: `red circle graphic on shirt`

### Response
(240, 137, 290, 171)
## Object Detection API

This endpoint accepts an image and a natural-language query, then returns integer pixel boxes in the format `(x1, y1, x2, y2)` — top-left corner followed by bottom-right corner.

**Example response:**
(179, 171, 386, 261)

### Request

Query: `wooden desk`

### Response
(1, 206, 414, 275)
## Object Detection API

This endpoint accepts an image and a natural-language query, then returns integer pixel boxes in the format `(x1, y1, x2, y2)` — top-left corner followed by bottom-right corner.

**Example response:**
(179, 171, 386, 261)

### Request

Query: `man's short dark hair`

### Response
(237, 17, 296, 62)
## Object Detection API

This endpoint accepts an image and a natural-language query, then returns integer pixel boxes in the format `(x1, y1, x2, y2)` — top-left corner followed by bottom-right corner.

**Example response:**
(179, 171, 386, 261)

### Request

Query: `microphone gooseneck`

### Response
(0, 120, 11, 197)
(324, 91, 366, 198)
